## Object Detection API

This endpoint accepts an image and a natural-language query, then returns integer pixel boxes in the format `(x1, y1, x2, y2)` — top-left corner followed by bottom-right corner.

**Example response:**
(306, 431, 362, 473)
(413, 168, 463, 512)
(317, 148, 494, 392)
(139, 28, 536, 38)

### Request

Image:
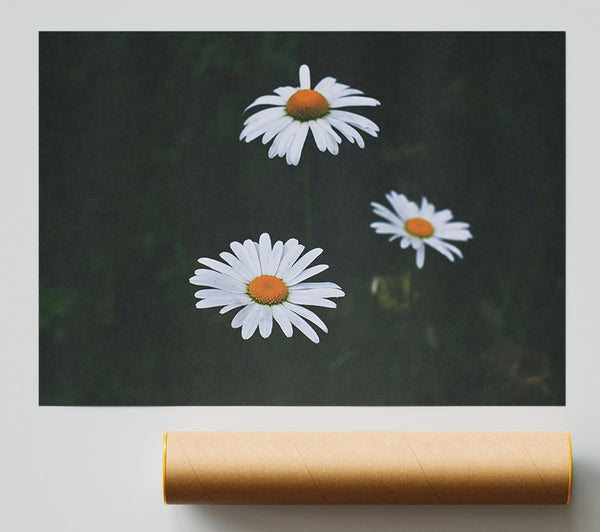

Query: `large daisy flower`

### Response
(371, 191, 473, 269)
(240, 64, 380, 166)
(189, 233, 344, 343)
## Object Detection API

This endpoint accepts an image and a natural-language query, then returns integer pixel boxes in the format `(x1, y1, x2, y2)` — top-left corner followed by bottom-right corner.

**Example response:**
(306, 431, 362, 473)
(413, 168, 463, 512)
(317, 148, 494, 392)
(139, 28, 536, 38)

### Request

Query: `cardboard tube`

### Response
(163, 431, 572, 505)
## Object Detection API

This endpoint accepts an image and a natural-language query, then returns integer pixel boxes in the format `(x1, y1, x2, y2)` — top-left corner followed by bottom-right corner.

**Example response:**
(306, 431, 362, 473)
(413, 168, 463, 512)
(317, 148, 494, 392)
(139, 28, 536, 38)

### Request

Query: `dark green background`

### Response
(39, 32, 565, 405)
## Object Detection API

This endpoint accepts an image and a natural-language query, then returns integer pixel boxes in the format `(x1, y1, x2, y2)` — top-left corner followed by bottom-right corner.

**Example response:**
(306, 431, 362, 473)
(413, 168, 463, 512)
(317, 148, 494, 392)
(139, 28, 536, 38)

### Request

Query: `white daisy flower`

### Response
(371, 191, 473, 269)
(240, 64, 380, 166)
(189, 233, 344, 343)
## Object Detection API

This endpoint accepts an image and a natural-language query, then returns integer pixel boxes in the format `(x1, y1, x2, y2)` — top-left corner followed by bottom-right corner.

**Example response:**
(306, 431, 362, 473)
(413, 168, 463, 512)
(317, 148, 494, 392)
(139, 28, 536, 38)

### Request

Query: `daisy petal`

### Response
(272, 305, 293, 337)
(266, 239, 284, 275)
(195, 297, 236, 309)
(219, 251, 253, 282)
(415, 244, 426, 269)
(197, 257, 248, 283)
(327, 117, 365, 148)
(239, 239, 260, 277)
(309, 121, 328, 152)
(189, 270, 245, 291)
(286, 264, 329, 286)
(261, 115, 294, 145)
(258, 306, 274, 338)
(245, 94, 287, 111)
(289, 286, 344, 299)
(282, 247, 324, 283)
(276, 238, 304, 278)
(329, 95, 381, 108)
(284, 302, 328, 332)
(258, 233, 272, 273)
(286, 122, 309, 166)
(313, 76, 337, 93)
(241, 305, 261, 339)
(231, 304, 254, 329)
(299, 64, 311, 89)
(286, 308, 320, 343)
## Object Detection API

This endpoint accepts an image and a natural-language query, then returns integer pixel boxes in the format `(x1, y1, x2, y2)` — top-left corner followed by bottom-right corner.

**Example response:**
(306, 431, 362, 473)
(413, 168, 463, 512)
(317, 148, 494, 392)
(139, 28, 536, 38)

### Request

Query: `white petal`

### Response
(244, 94, 287, 111)
(319, 81, 350, 100)
(242, 239, 262, 277)
(218, 251, 253, 282)
(433, 208, 453, 224)
(241, 305, 261, 339)
(299, 64, 311, 89)
(277, 123, 299, 158)
(258, 233, 272, 273)
(273, 86, 297, 99)
(309, 121, 328, 152)
(326, 117, 365, 148)
(371, 202, 404, 225)
(325, 87, 364, 99)
(329, 95, 381, 108)
(242, 106, 286, 127)
(387, 192, 418, 220)
(276, 238, 304, 278)
(220, 302, 247, 314)
(437, 228, 472, 241)
(272, 305, 293, 337)
(286, 122, 309, 166)
(370, 221, 401, 236)
(229, 241, 257, 277)
(313, 76, 337, 93)
(286, 293, 337, 308)
(329, 109, 379, 135)
(269, 121, 298, 159)
(195, 297, 236, 309)
(286, 263, 329, 286)
(231, 304, 255, 329)
(291, 282, 342, 291)
(428, 238, 464, 259)
(424, 237, 456, 262)
(400, 237, 411, 249)
(283, 302, 328, 332)
(261, 115, 294, 144)
(289, 286, 343, 300)
(189, 270, 245, 291)
(318, 119, 342, 143)
(197, 257, 248, 283)
(266, 240, 284, 275)
(258, 306, 274, 338)
(286, 308, 320, 343)
(193, 288, 242, 300)
(415, 245, 426, 269)
(282, 247, 323, 282)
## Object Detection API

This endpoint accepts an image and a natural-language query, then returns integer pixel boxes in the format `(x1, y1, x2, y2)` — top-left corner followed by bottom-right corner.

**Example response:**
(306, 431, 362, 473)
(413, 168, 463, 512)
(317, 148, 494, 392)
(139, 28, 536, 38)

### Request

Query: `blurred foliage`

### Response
(39, 32, 564, 405)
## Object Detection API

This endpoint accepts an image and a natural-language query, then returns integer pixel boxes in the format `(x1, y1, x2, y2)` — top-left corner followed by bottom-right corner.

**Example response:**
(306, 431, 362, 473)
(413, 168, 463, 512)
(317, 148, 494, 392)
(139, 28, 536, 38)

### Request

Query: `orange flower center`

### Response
(286, 89, 329, 121)
(404, 217, 434, 238)
(247, 275, 289, 305)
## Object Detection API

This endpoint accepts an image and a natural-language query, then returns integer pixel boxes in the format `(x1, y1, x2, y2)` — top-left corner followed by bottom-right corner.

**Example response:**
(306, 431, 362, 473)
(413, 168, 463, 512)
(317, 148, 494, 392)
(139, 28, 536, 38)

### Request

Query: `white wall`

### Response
(3, 2, 599, 531)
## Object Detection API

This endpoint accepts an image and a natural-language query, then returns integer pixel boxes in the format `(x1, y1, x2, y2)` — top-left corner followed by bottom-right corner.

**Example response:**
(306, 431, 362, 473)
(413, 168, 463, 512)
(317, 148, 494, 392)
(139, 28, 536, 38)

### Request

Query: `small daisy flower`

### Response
(190, 233, 344, 343)
(240, 64, 380, 166)
(371, 191, 473, 269)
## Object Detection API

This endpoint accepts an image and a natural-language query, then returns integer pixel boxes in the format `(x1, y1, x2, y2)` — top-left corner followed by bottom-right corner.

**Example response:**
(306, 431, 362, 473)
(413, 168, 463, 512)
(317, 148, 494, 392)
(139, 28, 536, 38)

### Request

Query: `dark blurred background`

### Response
(39, 32, 565, 405)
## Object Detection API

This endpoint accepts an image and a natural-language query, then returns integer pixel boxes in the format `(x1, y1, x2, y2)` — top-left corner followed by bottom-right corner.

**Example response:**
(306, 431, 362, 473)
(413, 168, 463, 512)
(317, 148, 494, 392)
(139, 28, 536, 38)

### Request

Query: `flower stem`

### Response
(301, 157, 313, 246)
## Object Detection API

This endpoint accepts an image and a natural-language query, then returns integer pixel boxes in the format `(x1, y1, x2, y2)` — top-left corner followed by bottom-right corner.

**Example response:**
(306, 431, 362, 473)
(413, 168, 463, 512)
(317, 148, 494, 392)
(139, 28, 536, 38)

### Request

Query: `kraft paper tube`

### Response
(163, 431, 572, 505)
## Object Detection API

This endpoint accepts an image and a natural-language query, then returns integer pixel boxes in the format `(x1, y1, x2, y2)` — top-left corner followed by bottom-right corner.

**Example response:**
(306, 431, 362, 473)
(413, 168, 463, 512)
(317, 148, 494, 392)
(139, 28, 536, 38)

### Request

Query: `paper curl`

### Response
(163, 431, 572, 505)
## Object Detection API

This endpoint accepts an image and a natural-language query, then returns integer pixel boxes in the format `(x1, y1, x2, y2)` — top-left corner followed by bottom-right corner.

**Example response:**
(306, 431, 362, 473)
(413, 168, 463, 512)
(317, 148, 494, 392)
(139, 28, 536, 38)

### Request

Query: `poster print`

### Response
(39, 32, 565, 405)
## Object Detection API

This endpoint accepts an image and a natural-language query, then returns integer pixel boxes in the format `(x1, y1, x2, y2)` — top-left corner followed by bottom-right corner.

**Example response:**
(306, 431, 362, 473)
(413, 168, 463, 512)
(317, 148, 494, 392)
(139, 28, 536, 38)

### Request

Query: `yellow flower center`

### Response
(247, 275, 289, 305)
(286, 89, 329, 121)
(405, 217, 434, 238)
